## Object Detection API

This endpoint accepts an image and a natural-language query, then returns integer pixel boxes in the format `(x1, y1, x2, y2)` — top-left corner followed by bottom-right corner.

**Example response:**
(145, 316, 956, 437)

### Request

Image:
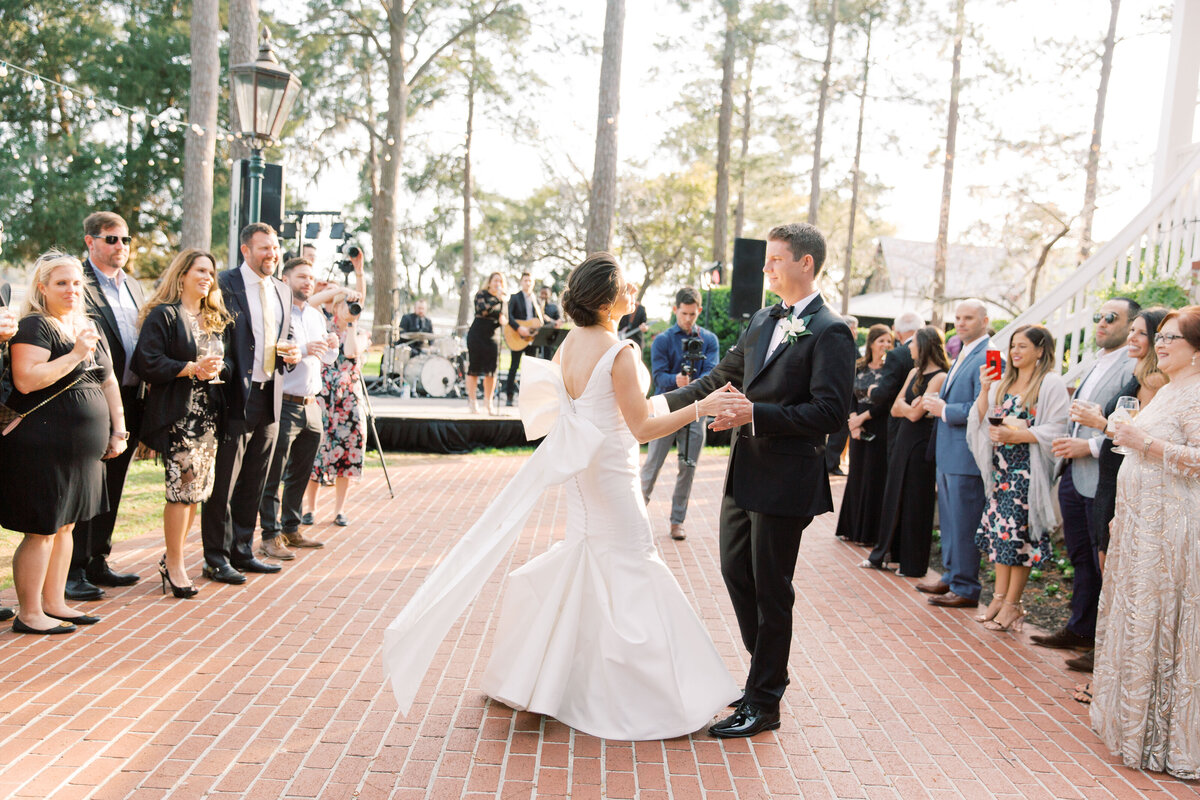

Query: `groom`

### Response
(656, 223, 855, 738)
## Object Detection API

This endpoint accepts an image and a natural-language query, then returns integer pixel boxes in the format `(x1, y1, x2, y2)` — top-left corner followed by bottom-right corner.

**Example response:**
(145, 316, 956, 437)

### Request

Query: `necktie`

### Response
(260, 279, 277, 374)
(768, 303, 791, 320)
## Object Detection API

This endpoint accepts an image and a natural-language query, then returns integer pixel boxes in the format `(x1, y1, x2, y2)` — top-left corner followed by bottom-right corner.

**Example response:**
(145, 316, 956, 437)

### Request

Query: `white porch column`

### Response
(1153, 0, 1200, 193)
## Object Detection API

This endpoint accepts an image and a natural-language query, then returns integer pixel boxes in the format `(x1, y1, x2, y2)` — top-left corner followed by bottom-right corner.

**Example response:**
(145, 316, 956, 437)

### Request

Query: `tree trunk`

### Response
(371, 5, 408, 341)
(181, 0, 219, 249)
(733, 41, 754, 241)
(457, 37, 478, 335)
(932, 0, 966, 328)
(713, 0, 737, 267)
(840, 14, 872, 316)
(1078, 0, 1119, 264)
(228, 0, 258, 164)
(807, 0, 837, 226)
(584, 0, 625, 253)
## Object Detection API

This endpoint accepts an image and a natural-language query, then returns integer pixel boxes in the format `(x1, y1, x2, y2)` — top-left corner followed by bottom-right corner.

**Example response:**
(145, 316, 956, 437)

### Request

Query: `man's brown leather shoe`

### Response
(1065, 649, 1094, 672)
(927, 592, 978, 608)
(259, 538, 295, 561)
(669, 524, 686, 540)
(283, 531, 325, 549)
(1031, 627, 1094, 650)
(915, 579, 950, 595)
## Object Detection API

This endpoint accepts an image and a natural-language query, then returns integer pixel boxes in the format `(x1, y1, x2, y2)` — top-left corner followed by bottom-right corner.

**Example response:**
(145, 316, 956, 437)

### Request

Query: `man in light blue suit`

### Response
(919, 300, 991, 607)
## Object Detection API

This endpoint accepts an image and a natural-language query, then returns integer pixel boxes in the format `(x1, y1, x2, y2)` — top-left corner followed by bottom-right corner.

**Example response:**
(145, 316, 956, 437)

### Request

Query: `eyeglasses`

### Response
(1154, 333, 1186, 344)
(100, 235, 132, 246)
(1093, 311, 1119, 324)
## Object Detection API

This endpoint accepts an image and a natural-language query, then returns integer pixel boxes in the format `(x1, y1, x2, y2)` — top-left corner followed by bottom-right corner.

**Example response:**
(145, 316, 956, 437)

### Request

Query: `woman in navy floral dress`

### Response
(306, 297, 369, 527)
(967, 325, 1069, 633)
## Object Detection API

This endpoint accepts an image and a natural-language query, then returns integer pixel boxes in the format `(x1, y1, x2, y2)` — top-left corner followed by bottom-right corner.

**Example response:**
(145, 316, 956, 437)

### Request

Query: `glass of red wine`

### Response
(987, 405, 1005, 427)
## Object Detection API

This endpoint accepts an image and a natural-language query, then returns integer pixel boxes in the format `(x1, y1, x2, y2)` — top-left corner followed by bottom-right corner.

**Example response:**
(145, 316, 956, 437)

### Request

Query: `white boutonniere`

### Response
(781, 314, 814, 344)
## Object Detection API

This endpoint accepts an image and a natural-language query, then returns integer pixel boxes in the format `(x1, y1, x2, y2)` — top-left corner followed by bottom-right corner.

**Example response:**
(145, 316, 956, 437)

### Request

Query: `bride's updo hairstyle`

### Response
(562, 252, 622, 327)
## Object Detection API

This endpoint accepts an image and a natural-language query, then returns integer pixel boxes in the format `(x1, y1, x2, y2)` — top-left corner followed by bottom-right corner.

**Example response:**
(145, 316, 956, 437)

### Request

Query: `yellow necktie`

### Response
(260, 279, 277, 373)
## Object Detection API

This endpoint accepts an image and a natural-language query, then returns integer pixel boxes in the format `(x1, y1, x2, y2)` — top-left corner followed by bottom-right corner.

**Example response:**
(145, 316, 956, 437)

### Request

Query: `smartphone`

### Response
(986, 349, 1002, 380)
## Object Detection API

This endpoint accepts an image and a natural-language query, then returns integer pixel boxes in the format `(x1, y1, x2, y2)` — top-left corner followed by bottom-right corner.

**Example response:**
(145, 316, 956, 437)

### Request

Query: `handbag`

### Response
(0, 368, 86, 436)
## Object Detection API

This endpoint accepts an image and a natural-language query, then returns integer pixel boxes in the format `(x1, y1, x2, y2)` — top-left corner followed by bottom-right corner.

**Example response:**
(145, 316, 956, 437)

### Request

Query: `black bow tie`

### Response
(768, 303, 791, 320)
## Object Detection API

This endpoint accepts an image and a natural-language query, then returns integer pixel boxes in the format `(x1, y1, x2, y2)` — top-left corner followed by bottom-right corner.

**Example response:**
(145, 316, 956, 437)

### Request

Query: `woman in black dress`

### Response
(836, 324, 894, 546)
(132, 249, 232, 598)
(862, 326, 949, 577)
(465, 271, 507, 415)
(0, 252, 128, 634)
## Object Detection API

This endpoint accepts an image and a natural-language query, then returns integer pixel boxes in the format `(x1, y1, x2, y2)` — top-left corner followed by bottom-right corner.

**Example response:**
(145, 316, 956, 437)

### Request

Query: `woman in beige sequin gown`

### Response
(1092, 307, 1200, 780)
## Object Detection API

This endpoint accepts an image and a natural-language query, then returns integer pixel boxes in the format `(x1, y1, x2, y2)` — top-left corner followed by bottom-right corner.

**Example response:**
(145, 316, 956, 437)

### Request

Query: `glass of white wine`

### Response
(1109, 395, 1140, 455)
(203, 333, 225, 385)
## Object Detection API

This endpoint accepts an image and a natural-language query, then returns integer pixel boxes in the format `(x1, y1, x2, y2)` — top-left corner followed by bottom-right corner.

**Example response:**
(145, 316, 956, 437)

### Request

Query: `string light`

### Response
(0, 64, 8, 77)
(32, 78, 44, 91)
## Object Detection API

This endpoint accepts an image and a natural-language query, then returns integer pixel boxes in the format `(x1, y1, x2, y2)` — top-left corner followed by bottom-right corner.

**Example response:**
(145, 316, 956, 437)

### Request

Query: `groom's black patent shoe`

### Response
(708, 703, 781, 739)
(202, 564, 247, 584)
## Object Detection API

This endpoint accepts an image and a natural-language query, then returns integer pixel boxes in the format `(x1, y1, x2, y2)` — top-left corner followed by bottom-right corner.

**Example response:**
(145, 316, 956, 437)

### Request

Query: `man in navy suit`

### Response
(919, 299, 991, 607)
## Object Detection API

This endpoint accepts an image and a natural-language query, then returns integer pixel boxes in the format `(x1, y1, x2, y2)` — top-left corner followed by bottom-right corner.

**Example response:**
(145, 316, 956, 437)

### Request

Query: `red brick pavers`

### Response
(0, 455, 1196, 799)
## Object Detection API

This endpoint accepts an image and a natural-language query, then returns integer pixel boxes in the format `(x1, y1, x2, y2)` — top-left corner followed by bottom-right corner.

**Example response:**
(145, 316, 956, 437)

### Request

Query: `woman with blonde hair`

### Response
(131, 249, 232, 598)
(966, 324, 1068, 632)
(465, 271, 507, 414)
(0, 252, 127, 633)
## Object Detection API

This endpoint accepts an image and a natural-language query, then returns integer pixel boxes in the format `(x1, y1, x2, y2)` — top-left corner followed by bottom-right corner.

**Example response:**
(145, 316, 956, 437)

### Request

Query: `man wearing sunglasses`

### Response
(1035, 297, 1139, 654)
(68, 211, 146, 601)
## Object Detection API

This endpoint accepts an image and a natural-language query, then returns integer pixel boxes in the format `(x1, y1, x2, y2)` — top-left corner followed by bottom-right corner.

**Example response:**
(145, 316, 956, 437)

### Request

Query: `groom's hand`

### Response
(709, 395, 753, 431)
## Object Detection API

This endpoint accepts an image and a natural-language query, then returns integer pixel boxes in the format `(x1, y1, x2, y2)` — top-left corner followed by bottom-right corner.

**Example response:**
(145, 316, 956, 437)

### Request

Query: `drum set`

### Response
(375, 331, 469, 398)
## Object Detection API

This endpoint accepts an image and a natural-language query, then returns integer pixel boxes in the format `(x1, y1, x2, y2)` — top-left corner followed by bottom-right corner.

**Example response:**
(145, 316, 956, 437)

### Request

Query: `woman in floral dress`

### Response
(306, 296, 369, 527)
(966, 324, 1068, 632)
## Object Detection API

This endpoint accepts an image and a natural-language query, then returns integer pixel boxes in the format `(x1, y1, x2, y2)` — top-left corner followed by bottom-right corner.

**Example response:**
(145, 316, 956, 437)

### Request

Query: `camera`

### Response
(680, 335, 705, 376)
(335, 242, 362, 275)
(347, 300, 363, 316)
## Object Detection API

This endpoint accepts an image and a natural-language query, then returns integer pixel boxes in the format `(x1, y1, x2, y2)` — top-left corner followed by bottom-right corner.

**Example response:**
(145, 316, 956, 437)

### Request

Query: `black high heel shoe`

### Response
(159, 557, 199, 599)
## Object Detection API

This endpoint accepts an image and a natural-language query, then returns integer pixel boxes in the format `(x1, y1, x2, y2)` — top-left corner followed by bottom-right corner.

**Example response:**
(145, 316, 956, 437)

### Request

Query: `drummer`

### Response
(399, 299, 434, 355)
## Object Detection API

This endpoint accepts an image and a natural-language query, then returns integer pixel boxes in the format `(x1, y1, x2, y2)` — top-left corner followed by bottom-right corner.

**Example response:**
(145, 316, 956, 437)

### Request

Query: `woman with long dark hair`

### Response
(862, 326, 949, 577)
(966, 324, 1068, 632)
(835, 324, 893, 546)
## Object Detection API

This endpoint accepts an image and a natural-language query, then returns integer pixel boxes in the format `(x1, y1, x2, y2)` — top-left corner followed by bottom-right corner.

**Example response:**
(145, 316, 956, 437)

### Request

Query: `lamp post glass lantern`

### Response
(230, 27, 300, 225)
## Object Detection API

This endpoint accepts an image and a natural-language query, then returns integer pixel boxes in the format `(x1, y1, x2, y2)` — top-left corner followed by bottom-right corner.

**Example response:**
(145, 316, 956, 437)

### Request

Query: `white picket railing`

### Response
(994, 145, 1200, 381)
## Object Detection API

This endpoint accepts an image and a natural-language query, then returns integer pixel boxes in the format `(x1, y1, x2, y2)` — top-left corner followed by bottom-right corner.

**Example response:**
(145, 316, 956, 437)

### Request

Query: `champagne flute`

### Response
(1109, 396, 1140, 455)
(83, 320, 105, 371)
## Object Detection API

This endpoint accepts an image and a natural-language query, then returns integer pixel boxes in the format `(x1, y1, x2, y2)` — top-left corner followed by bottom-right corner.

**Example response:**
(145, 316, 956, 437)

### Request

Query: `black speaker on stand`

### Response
(729, 237, 767, 320)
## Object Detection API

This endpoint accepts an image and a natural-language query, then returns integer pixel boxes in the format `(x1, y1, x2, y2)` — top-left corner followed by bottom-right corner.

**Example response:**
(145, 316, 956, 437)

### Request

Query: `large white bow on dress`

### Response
(382, 356, 605, 715)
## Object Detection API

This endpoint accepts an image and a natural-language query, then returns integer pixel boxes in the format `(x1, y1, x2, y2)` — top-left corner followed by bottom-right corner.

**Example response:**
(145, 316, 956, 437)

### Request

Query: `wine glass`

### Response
(987, 403, 1006, 427)
(204, 334, 225, 385)
(1109, 396, 1140, 455)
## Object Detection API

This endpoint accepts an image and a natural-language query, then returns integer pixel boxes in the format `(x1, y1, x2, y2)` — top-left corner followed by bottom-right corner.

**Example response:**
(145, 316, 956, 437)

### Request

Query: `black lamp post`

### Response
(230, 27, 301, 224)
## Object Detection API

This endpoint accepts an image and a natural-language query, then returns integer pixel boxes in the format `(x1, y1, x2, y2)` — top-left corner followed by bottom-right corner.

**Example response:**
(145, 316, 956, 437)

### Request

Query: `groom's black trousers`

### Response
(719, 493, 812, 712)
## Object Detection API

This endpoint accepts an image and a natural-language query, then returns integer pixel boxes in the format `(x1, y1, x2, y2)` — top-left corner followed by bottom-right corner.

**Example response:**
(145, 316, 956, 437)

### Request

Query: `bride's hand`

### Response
(696, 383, 741, 417)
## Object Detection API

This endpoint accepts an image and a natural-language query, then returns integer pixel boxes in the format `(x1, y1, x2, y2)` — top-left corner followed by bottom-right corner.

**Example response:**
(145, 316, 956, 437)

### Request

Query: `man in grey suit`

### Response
(920, 300, 991, 607)
(1033, 298, 1137, 652)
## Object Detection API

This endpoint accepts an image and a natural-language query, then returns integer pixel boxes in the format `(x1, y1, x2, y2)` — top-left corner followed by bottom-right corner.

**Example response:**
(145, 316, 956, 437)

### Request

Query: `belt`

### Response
(251, 379, 274, 392)
(282, 393, 315, 405)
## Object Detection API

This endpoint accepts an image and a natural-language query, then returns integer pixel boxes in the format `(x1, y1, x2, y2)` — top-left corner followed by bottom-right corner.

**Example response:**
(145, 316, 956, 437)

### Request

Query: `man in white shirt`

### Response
(259, 258, 339, 561)
(1032, 298, 1138, 652)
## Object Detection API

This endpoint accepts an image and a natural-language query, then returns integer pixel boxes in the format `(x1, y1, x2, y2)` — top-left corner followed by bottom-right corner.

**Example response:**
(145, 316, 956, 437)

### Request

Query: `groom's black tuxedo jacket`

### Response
(664, 294, 856, 518)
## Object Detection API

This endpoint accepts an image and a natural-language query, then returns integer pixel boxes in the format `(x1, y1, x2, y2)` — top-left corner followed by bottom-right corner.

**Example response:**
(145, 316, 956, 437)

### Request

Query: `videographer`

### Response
(640, 287, 718, 541)
(310, 245, 366, 322)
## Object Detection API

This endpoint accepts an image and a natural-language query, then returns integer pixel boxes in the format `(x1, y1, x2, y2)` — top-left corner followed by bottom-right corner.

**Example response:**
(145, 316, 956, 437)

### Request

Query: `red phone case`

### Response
(986, 350, 1002, 379)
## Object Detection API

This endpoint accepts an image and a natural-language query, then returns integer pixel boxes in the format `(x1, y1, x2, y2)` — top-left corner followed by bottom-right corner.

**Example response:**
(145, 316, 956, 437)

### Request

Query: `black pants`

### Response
(260, 400, 323, 538)
(201, 385, 278, 568)
(719, 493, 811, 711)
(1060, 466, 1099, 639)
(70, 386, 144, 577)
(504, 347, 524, 400)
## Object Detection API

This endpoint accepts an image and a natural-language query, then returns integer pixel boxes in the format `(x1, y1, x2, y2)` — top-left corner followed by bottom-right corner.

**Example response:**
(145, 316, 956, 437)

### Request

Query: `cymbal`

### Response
(399, 331, 437, 341)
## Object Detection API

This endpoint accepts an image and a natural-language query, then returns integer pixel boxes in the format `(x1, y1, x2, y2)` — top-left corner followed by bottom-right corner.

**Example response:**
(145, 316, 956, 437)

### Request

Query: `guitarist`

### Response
(503, 271, 543, 407)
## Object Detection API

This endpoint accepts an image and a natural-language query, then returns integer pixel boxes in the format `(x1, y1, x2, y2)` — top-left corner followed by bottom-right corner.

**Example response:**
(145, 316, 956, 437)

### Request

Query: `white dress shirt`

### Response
(239, 262, 286, 382)
(1072, 346, 1130, 457)
(281, 303, 339, 397)
(764, 289, 822, 360)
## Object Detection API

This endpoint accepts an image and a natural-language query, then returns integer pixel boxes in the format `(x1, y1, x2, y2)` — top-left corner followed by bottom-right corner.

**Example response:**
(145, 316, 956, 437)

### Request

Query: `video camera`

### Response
(335, 241, 362, 275)
(680, 334, 706, 377)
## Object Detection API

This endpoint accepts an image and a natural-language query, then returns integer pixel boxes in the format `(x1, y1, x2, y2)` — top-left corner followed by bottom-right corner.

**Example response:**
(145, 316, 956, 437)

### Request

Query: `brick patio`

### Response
(0, 453, 1196, 799)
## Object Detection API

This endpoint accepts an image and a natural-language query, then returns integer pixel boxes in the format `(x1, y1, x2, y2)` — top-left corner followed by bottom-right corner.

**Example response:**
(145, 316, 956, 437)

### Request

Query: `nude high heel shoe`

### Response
(983, 601, 1025, 633)
(973, 593, 1005, 623)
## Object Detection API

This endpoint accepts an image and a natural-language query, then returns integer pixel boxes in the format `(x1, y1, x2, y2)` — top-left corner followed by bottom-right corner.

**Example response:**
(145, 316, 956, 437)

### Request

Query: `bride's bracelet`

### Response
(694, 401, 700, 422)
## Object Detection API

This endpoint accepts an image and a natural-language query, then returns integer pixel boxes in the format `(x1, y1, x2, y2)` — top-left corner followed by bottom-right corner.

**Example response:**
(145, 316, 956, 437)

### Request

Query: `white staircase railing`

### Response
(994, 145, 1200, 381)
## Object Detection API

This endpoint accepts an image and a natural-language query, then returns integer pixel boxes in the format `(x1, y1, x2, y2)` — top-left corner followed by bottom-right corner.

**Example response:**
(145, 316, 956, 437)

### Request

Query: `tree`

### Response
(931, 0, 966, 327)
(617, 164, 715, 299)
(181, 0, 219, 249)
(228, 0, 259, 165)
(712, 0, 737, 267)
(807, 0, 837, 226)
(584, 0, 626, 253)
(839, 7, 875, 315)
(1077, 0, 1119, 264)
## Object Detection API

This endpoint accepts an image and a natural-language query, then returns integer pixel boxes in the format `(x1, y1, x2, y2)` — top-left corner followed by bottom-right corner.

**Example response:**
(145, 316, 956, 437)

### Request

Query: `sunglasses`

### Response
(1093, 311, 1119, 324)
(1154, 333, 1186, 344)
(99, 235, 132, 246)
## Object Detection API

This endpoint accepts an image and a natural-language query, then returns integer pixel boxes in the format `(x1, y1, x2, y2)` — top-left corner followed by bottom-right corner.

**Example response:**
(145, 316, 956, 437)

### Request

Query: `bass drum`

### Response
(404, 354, 457, 397)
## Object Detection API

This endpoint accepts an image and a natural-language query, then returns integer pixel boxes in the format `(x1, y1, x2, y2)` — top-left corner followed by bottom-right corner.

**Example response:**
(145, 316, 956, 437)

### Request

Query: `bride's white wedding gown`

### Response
(383, 340, 738, 740)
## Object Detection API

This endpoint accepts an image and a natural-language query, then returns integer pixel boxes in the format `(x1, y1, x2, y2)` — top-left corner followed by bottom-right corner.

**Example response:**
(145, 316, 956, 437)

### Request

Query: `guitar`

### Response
(503, 318, 544, 352)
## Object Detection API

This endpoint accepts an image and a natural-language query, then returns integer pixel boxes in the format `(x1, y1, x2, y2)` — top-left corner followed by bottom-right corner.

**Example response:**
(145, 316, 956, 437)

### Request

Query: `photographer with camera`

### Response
(640, 287, 719, 540)
(310, 245, 366, 320)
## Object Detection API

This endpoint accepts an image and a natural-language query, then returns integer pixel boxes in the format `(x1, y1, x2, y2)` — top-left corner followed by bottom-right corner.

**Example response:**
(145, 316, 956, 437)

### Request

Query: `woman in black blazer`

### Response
(132, 250, 232, 598)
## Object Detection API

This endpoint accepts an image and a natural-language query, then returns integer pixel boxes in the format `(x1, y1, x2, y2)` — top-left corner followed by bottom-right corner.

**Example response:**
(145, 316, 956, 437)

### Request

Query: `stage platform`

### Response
(367, 394, 532, 454)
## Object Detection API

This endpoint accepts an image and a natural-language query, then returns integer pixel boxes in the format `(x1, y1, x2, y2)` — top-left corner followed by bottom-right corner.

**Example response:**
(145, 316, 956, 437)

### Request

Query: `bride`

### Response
(383, 252, 741, 740)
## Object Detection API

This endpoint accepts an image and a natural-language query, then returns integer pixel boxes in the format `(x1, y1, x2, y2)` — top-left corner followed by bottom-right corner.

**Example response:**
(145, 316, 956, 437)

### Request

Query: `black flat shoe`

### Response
(231, 558, 282, 574)
(12, 617, 76, 635)
(47, 613, 100, 625)
(202, 564, 247, 584)
(64, 577, 105, 601)
(708, 703, 781, 739)
(0, 607, 14, 622)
